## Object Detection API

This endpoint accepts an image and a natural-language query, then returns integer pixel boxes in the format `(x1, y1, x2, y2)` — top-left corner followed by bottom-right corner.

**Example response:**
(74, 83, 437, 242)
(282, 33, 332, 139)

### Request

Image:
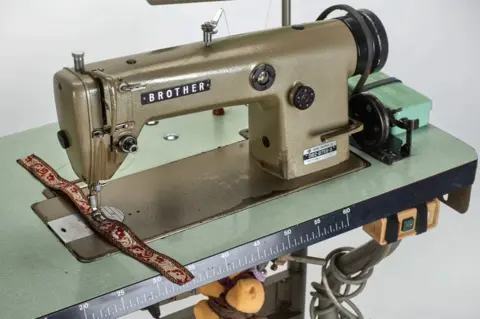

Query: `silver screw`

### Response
(163, 133, 179, 141)
(146, 120, 160, 126)
(257, 71, 270, 85)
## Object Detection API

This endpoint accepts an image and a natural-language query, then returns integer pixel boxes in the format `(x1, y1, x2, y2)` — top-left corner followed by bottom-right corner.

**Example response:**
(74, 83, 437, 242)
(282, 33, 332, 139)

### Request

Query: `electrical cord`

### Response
(309, 244, 394, 319)
(317, 5, 375, 96)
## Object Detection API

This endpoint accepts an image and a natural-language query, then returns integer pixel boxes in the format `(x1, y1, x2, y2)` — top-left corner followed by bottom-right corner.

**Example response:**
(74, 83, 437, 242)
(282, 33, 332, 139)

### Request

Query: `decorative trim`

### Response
(17, 154, 193, 286)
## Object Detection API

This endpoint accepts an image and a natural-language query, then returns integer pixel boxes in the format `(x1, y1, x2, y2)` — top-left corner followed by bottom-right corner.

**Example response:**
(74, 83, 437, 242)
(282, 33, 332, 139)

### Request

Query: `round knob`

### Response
(118, 135, 138, 153)
(290, 84, 315, 110)
(250, 64, 276, 91)
(57, 130, 70, 149)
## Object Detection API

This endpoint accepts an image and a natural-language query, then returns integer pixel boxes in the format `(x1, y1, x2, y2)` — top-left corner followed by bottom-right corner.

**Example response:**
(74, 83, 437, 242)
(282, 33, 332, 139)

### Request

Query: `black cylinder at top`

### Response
(333, 9, 389, 76)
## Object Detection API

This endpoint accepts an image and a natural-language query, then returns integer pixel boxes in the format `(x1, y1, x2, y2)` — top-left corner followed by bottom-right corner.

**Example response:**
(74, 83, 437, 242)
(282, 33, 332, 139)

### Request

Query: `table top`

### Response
(0, 107, 477, 319)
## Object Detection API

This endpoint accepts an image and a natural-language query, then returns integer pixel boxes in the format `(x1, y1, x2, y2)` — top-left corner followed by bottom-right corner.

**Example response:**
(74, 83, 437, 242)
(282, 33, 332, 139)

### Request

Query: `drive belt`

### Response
(17, 154, 194, 286)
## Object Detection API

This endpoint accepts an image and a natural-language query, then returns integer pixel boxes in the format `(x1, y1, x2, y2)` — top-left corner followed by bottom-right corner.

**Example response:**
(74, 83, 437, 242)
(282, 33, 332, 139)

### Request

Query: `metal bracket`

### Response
(239, 128, 249, 140)
(141, 302, 161, 319)
(201, 9, 224, 47)
(315, 118, 364, 143)
(440, 185, 472, 214)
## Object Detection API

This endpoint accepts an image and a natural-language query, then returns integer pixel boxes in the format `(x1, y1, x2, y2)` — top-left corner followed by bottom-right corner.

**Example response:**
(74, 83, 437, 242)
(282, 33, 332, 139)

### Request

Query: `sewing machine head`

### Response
(53, 8, 388, 199)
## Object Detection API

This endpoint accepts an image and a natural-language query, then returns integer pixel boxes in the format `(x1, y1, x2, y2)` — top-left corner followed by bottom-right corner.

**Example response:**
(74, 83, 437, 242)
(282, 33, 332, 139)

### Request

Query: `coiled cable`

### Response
(309, 243, 394, 319)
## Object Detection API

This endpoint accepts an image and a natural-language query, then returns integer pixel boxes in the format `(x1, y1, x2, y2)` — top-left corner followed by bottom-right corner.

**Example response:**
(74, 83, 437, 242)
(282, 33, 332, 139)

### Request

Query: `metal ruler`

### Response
(41, 205, 355, 319)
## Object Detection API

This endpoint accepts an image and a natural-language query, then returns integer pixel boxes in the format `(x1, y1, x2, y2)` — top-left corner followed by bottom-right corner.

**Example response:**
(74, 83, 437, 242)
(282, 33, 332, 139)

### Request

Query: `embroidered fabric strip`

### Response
(17, 154, 194, 285)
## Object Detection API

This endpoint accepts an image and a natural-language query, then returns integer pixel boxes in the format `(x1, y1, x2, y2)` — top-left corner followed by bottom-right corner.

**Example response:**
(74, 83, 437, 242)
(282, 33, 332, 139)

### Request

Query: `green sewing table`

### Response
(0, 107, 477, 319)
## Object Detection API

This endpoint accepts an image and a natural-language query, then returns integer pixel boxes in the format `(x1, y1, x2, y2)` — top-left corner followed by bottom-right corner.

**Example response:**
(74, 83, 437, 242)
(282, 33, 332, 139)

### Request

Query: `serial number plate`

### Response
(303, 141, 337, 165)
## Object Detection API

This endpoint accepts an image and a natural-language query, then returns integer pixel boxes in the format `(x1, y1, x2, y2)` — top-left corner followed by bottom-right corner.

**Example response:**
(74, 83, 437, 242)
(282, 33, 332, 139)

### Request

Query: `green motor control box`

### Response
(348, 72, 432, 137)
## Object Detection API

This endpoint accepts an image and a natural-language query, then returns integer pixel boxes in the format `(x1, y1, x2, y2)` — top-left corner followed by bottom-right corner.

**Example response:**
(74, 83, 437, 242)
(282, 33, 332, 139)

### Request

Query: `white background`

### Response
(1, 0, 479, 318)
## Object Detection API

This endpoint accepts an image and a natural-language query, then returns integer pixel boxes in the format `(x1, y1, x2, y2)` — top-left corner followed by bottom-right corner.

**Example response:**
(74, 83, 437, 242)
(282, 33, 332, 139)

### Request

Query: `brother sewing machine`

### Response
(33, 2, 390, 260)
(0, 1, 477, 319)
(53, 5, 384, 210)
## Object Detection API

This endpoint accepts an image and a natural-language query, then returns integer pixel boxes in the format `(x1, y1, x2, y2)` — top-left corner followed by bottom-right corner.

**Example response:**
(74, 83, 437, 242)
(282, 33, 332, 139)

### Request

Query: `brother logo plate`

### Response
(141, 79, 211, 105)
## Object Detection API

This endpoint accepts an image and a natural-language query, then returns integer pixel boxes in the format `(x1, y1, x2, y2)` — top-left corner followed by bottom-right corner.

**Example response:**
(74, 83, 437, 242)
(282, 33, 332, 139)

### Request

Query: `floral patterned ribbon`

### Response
(17, 154, 194, 286)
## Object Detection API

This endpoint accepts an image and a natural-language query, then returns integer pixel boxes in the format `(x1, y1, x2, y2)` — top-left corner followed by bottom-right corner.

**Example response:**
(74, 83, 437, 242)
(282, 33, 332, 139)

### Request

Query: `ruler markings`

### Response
(40, 207, 359, 319)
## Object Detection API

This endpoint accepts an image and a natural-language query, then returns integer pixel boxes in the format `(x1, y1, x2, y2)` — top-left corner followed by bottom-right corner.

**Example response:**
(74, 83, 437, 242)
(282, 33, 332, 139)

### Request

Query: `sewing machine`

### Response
(0, 1, 477, 319)
(53, 7, 386, 211)
(30, 4, 394, 261)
